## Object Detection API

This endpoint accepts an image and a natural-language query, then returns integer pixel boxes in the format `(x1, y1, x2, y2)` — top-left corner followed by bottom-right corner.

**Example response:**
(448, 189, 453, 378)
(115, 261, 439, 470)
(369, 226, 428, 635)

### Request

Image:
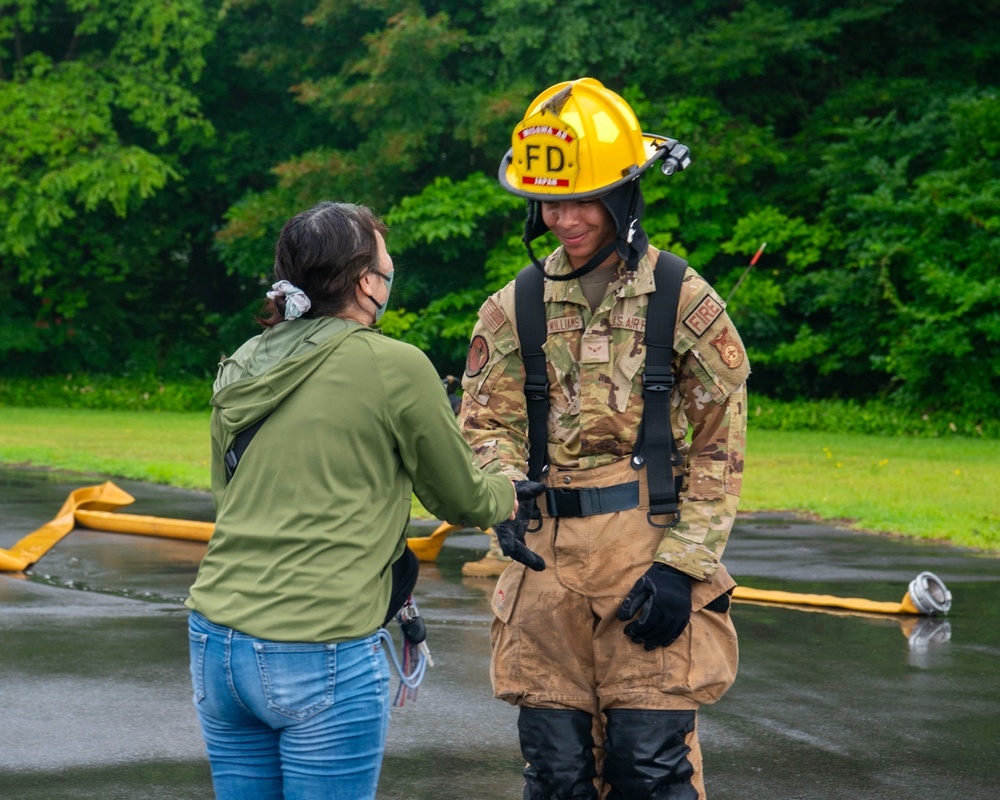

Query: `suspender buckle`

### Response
(642, 370, 674, 394)
(524, 379, 550, 402)
(647, 509, 681, 529)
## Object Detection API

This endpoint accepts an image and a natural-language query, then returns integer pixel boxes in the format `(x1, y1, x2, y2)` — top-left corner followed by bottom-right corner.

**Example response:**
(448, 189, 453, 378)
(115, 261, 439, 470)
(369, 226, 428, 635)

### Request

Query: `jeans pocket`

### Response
(188, 630, 208, 705)
(254, 642, 336, 720)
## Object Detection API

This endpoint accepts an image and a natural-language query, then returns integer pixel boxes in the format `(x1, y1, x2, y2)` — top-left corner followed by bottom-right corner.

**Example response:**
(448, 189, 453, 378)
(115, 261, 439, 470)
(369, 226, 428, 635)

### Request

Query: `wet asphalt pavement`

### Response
(1, 466, 998, 799)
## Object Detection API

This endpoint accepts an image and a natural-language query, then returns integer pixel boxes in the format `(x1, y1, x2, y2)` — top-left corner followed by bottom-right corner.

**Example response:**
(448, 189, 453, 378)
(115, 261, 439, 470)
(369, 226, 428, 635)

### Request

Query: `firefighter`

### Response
(459, 78, 749, 798)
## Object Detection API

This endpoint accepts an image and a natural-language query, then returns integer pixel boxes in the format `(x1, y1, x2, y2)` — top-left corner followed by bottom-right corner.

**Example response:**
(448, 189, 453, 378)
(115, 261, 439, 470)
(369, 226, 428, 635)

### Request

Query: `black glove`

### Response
(493, 480, 547, 571)
(616, 563, 692, 650)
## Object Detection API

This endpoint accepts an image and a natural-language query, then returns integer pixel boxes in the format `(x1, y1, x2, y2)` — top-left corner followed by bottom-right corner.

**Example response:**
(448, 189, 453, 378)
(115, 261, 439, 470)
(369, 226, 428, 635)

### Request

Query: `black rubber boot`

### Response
(517, 707, 599, 800)
(603, 709, 698, 800)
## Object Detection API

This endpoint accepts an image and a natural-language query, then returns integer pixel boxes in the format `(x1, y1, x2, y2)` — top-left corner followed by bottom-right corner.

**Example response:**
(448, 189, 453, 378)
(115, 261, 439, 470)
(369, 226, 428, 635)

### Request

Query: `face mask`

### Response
(366, 269, 394, 322)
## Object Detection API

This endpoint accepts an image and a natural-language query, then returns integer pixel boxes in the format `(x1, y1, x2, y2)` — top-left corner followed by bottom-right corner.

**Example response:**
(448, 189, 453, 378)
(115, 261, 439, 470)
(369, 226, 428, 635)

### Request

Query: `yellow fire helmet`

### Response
(498, 77, 689, 201)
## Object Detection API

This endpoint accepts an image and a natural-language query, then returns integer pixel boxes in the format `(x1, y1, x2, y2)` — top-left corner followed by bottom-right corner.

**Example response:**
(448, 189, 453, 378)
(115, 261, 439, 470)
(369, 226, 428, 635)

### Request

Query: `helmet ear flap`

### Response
(523, 201, 550, 244)
(601, 182, 648, 269)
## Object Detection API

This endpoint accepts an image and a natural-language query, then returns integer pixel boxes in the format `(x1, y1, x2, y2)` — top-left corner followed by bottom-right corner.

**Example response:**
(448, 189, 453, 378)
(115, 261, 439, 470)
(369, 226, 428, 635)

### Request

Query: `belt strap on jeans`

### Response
(544, 482, 640, 518)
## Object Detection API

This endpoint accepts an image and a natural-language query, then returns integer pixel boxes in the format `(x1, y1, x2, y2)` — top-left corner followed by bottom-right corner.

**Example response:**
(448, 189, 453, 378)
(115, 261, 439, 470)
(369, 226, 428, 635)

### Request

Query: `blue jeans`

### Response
(188, 611, 391, 800)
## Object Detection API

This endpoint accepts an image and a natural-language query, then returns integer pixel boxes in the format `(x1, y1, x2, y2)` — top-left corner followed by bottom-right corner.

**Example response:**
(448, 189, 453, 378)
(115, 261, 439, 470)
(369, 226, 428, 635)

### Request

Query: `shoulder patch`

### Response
(709, 326, 746, 369)
(466, 334, 490, 377)
(683, 294, 724, 337)
(479, 296, 506, 334)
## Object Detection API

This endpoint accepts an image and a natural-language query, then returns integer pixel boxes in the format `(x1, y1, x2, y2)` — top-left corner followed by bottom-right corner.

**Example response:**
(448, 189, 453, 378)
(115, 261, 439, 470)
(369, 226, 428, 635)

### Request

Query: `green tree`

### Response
(762, 89, 1000, 415)
(3, 0, 997, 421)
(0, 0, 218, 372)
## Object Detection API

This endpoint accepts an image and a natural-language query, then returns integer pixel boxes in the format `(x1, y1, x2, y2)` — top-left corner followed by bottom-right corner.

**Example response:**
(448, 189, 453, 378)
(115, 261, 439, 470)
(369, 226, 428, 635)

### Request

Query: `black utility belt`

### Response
(544, 482, 640, 518)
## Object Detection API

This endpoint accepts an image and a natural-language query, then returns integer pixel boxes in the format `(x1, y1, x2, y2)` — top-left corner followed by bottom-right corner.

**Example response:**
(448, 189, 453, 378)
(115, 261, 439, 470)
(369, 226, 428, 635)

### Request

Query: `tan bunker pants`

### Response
(490, 459, 738, 797)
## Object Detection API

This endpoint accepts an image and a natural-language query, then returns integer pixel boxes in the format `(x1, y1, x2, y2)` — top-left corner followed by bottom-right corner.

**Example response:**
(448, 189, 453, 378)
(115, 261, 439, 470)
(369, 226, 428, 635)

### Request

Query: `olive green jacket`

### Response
(187, 316, 514, 642)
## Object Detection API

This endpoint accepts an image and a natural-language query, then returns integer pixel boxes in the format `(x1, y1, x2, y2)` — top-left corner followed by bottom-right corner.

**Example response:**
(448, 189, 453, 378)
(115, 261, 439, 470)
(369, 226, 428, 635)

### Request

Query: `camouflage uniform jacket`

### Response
(460, 245, 749, 580)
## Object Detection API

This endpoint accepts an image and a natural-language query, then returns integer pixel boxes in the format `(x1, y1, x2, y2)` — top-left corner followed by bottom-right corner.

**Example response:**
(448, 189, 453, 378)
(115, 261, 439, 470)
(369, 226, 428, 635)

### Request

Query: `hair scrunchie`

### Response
(266, 280, 312, 321)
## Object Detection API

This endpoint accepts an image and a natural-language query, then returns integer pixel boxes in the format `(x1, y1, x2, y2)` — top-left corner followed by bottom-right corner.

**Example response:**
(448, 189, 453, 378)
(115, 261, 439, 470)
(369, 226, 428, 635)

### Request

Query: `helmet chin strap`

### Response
(523, 180, 644, 281)
(526, 237, 619, 282)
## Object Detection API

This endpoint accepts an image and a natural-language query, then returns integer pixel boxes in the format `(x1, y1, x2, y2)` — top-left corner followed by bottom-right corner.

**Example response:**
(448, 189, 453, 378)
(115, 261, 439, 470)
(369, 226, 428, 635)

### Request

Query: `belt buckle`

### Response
(546, 487, 582, 517)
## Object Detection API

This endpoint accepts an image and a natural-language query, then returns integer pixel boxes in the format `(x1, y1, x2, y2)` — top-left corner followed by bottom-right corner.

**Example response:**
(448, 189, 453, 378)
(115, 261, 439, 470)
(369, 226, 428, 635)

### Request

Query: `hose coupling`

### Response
(907, 571, 952, 615)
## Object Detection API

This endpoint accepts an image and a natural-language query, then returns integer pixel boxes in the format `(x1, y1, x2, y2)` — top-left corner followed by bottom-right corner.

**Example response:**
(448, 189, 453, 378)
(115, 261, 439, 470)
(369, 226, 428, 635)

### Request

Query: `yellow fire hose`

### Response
(731, 573, 951, 616)
(0, 482, 952, 617)
(404, 524, 953, 616)
(74, 509, 214, 542)
(405, 522, 468, 562)
(0, 481, 138, 571)
(0, 482, 460, 569)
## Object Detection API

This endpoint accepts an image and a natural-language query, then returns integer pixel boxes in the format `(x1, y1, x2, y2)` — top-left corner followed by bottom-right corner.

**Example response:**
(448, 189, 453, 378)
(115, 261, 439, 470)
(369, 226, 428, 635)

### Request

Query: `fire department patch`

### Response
(709, 326, 745, 369)
(466, 334, 490, 377)
(684, 293, 724, 337)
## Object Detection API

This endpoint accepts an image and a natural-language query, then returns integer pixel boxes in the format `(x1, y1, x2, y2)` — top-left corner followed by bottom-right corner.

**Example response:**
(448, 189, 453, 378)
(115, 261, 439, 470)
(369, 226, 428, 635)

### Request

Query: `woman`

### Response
(186, 201, 516, 800)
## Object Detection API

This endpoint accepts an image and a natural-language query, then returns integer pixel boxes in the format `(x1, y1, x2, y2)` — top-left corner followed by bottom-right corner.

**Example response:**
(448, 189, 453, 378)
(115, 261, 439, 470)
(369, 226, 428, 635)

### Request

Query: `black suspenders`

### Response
(638, 251, 688, 527)
(514, 263, 549, 483)
(514, 251, 688, 526)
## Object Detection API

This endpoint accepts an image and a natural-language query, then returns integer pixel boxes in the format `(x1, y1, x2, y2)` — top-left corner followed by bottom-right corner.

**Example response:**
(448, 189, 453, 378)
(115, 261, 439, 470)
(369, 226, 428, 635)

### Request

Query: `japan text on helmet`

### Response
(498, 77, 691, 279)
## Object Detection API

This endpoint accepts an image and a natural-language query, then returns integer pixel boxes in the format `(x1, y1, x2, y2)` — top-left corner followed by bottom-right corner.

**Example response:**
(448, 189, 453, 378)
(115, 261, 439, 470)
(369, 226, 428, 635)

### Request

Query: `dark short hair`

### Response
(259, 201, 388, 327)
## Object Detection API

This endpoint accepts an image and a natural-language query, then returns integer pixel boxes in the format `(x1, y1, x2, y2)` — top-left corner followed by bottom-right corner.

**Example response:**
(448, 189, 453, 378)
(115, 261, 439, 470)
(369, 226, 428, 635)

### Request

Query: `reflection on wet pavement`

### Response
(1, 469, 998, 799)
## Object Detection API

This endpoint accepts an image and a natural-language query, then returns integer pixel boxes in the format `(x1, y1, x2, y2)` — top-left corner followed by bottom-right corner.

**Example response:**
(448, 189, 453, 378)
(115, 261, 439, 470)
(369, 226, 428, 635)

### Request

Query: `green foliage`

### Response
(214, 0, 516, 281)
(0, 0, 223, 375)
(627, 92, 787, 272)
(387, 174, 522, 256)
(477, 0, 651, 86)
(753, 88, 1000, 414)
(0, 2, 214, 257)
(0, 374, 211, 412)
(380, 173, 525, 367)
(748, 396, 1000, 440)
(1, 0, 997, 422)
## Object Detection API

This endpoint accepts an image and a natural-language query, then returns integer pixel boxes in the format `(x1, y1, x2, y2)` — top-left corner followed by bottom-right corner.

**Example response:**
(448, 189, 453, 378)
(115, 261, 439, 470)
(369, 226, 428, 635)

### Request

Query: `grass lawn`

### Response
(1, 406, 997, 552)
(0, 407, 212, 490)
(742, 430, 999, 551)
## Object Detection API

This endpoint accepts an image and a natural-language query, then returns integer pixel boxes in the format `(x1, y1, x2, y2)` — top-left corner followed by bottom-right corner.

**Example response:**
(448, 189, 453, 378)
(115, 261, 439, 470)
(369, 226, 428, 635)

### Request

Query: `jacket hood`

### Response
(211, 317, 367, 438)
